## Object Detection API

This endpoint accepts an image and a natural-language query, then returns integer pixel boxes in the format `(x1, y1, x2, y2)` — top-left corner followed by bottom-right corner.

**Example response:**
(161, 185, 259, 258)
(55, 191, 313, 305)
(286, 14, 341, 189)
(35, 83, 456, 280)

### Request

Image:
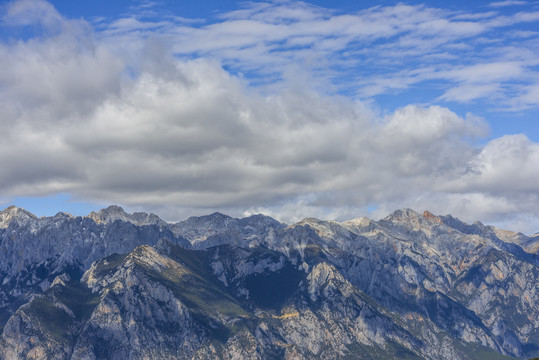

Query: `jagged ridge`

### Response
(0, 206, 537, 359)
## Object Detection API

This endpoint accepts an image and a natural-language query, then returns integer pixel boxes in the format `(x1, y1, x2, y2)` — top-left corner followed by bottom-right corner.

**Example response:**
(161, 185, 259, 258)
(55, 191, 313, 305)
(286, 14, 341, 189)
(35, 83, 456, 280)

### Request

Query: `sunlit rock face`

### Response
(0, 206, 537, 359)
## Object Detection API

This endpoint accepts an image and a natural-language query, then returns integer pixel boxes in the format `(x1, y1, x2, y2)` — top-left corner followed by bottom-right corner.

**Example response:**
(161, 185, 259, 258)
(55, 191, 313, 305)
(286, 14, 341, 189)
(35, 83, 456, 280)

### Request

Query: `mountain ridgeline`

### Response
(0, 206, 538, 359)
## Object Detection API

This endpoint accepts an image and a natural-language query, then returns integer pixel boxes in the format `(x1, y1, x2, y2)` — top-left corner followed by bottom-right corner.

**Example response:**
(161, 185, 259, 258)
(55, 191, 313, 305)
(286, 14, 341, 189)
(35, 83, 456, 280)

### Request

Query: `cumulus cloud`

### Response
(442, 135, 539, 194)
(1, 0, 539, 233)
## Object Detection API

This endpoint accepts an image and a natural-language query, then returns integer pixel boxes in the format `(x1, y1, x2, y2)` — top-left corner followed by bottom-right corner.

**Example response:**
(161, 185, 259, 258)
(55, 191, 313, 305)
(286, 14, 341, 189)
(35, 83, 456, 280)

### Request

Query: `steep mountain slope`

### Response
(1, 241, 513, 360)
(0, 206, 537, 359)
(0, 206, 190, 331)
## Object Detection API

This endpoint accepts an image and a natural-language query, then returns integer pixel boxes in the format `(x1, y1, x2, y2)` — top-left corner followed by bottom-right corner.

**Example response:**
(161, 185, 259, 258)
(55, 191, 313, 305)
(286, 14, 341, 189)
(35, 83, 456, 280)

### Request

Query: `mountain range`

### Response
(0, 205, 538, 359)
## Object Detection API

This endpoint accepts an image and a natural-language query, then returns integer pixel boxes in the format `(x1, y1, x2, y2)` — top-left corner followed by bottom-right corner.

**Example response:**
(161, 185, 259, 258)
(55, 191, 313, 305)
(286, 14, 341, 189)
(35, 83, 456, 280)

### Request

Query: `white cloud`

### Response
(2, 0, 61, 28)
(440, 83, 501, 102)
(442, 135, 539, 194)
(1, 0, 539, 233)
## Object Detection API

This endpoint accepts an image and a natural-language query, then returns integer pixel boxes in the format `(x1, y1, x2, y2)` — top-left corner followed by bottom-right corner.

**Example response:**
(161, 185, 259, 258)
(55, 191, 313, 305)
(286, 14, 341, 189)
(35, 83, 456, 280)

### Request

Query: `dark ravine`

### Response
(0, 205, 537, 359)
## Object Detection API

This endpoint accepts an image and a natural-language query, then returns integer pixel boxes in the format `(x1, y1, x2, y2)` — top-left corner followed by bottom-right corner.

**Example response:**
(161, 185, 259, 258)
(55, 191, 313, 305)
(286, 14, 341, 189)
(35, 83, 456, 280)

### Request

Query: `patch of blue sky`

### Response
(39, 0, 133, 19)
(488, 112, 539, 141)
(48, 0, 239, 27)
(3, 193, 104, 218)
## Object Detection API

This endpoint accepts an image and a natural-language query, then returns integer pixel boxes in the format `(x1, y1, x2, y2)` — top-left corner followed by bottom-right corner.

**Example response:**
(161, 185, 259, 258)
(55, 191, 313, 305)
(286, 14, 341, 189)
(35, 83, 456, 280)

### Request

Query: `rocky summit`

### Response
(0, 206, 537, 360)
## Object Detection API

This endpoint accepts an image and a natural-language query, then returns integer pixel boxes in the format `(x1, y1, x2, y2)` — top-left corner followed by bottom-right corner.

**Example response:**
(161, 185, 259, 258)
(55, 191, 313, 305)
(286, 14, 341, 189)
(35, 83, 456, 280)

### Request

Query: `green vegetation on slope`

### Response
(27, 279, 100, 343)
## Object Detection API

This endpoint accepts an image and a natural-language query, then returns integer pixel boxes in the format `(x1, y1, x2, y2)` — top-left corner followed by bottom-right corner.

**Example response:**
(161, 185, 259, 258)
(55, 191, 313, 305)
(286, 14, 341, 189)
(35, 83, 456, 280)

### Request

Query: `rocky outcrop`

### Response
(0, 206, 537, 359)
(0, 206, 190, 332)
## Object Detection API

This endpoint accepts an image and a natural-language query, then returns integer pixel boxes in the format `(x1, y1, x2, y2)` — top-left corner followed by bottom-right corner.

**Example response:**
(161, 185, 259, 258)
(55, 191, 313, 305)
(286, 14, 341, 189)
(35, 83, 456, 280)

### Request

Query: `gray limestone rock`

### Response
(0, 206, 537, 359)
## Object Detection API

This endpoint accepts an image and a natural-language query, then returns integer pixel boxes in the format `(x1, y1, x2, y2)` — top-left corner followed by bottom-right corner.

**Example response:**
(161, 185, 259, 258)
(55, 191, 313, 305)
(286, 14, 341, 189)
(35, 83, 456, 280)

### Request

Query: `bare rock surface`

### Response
(1, 206, 537, 359)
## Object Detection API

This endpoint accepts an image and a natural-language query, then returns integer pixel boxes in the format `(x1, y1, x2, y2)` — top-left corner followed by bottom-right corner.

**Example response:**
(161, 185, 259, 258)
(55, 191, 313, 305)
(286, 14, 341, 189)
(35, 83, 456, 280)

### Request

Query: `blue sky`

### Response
(0, 0, 538, 233)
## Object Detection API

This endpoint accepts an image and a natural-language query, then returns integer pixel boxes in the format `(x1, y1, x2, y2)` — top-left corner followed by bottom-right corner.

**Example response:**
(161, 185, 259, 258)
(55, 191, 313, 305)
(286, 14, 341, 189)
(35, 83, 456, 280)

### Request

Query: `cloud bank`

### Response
(1, 0, 538, 233)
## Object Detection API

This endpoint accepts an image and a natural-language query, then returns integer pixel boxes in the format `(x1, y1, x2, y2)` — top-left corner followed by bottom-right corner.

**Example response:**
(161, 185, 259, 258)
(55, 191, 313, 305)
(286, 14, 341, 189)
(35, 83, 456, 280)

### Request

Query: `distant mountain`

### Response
(171, 212, 285, 249)
(0, 206, 537, 359)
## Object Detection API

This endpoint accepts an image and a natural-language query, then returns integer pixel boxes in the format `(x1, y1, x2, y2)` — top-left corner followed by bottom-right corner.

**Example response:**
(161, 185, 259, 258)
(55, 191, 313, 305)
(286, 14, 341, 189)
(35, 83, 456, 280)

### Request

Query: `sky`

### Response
(0, 0, 538, 233)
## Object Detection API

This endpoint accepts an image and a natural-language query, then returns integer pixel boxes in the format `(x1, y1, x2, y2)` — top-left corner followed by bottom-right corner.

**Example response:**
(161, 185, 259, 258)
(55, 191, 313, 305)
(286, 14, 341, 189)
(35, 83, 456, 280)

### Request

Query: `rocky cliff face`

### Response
(0, 206, 537, 359)
(0, 206, 190, 332)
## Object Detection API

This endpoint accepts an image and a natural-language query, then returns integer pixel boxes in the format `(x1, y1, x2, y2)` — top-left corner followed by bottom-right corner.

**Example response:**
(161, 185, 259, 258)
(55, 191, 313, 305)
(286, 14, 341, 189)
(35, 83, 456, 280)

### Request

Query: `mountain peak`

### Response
(383, 208, 422, 223)
(0, 206, 37, 228)
(296, 217, 324, 226)
(86, 205, 166, 227)
(1, 205, 35, 216)
(100, 205, 128, 216)
(208, 211, 232, 219)
(87, 205, 128, 224)
(52, 211, 74, 219)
